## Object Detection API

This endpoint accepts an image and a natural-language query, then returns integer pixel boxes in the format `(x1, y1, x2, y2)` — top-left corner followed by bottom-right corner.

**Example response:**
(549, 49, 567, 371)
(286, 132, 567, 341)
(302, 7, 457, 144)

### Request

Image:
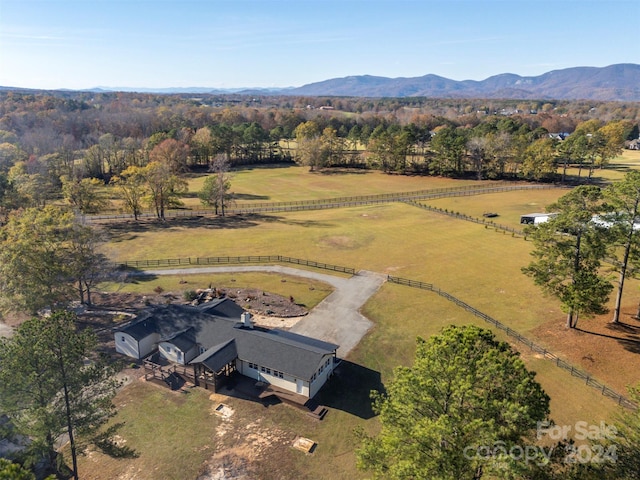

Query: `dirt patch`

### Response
(88, 288, 307, 320)
(530, 302, 640, 395)
(198, 412, 294, 480)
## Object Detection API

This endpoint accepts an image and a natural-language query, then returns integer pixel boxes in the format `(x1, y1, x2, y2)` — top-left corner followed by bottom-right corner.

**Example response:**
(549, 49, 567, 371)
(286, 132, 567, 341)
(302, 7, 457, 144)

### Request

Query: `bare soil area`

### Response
(531, 300, 640, 395)
(75, 289, 308, 350)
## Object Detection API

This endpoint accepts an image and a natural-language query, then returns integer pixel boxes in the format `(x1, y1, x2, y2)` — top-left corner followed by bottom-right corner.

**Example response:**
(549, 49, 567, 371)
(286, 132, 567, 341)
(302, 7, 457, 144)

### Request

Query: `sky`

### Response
(0, 0, 638, 90)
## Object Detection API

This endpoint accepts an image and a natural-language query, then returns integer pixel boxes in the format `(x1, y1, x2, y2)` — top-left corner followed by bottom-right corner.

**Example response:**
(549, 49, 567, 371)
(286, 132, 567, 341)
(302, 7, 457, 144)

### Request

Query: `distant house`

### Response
(627, 139, 640, 150)
(115, 299, 338, 399)
(520, 213, 557, 225)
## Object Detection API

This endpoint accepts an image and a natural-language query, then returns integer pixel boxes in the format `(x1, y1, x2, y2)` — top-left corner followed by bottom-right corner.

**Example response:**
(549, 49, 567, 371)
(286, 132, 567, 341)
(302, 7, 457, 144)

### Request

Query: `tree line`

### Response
(0, 92, 637, 222)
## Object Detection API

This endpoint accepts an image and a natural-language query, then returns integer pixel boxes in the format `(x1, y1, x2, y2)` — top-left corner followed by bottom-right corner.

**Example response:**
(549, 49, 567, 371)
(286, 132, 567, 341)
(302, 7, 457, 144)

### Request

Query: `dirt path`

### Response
(135, 266, 387, 357)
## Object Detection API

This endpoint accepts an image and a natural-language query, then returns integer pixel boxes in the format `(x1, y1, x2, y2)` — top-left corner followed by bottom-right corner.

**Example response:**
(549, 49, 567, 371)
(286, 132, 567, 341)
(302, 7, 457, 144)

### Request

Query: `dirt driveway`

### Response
(137, 265, 386, 357)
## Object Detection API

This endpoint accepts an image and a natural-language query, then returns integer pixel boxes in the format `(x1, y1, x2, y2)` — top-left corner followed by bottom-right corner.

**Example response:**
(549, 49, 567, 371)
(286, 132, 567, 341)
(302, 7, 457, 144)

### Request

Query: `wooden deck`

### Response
(258, 384, 328, 420)
(144, 359, 329, 419)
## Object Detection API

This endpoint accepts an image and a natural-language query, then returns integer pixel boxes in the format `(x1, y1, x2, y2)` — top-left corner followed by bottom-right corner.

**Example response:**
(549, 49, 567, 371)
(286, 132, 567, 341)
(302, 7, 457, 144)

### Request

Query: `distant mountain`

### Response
(2, 64, 638, 101)
(286, 64, 640, 101)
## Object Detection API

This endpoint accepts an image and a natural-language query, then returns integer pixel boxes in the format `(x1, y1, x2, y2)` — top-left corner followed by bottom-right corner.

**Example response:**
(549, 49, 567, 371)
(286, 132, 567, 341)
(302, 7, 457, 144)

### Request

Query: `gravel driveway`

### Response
(137, 266, 387, 357)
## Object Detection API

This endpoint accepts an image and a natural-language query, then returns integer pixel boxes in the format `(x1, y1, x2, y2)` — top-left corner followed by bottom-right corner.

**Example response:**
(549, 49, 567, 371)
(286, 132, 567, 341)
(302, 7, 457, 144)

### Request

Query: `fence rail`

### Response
(115, 255, 636, 409)
(86, 183, 559, 223)
(387, 275, 638, 410)
(117, 255, 355, 275)
(403, 200, 526, 236)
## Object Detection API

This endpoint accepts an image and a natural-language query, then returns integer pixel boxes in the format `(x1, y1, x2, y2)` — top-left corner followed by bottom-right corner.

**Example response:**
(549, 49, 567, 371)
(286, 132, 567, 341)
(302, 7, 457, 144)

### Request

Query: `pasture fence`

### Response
(87, 182, 559, 223)
(387, 275, 638, 410)
(116, 255, 355, 275)
(113, 255, 636, 409)
(403, 200, 526, 236)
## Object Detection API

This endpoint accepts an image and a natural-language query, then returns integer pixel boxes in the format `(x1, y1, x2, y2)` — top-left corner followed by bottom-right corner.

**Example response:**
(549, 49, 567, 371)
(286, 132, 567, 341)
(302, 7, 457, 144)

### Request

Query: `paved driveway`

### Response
(137, 266, 387, 357)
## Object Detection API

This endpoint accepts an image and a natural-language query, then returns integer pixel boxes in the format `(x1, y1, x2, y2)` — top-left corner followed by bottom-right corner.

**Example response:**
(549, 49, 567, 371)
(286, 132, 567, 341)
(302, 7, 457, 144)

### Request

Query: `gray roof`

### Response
(117, 298, 338, 380)
(161, 327, 196, 353)
(190, 339, 237, 372)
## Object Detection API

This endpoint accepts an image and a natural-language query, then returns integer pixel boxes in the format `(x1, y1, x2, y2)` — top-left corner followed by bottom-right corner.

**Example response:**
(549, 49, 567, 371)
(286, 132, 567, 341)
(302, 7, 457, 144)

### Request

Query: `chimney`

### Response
(241, 312, 253, 329)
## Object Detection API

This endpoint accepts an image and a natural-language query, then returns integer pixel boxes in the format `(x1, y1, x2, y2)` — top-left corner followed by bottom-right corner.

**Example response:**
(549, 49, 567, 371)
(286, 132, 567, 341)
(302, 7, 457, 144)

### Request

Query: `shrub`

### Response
(183, 290, 198, 301)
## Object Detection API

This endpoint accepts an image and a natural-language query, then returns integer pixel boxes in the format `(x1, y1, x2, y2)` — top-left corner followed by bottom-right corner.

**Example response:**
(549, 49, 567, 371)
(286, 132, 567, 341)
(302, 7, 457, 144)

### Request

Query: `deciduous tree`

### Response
(112, 166, 147, 220)
(198, 155, 233, 215)
(0, 206, 106, 312)
(142, 161, 187, 220)
(61, 175, 109, 214)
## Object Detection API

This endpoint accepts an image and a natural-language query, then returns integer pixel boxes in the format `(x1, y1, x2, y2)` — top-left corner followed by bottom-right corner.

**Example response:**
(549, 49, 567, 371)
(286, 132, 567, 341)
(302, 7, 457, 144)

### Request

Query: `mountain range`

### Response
(3, 64, 639, 101)
(284, 64, 640, 101)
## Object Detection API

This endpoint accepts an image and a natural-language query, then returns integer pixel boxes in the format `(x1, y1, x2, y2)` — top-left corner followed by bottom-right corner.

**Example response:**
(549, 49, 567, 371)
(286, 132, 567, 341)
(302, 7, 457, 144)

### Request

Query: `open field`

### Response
(87, 162, 640, 479)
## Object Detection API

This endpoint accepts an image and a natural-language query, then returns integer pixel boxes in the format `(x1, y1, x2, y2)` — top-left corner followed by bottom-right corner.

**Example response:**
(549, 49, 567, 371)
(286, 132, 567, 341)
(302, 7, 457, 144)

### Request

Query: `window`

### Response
(120, 336, 125, 342)
(261, 366, 266, 372)
(273, 370, 284, 378)
(265, 368, 271, 375)
(248, 363, 258, 370)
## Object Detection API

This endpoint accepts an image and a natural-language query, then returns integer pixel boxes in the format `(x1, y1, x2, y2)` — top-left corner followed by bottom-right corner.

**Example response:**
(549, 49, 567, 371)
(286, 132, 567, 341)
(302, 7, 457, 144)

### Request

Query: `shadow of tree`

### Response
(233, 193, 271, 201)
(92, 423, 139, 459)
(313, 361, 384, 420)
(576, 321, 640, 354)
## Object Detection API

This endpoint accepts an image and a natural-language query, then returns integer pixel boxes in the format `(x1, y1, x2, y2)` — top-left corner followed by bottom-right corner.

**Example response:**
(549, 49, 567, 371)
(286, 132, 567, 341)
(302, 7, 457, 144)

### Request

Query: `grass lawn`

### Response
(90, 163, 640, 479)
(77, 382, 218, 480)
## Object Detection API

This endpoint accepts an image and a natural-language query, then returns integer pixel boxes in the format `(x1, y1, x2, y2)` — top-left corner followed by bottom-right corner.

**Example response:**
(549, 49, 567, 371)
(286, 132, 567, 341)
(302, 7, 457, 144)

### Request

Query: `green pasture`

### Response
(426, 187, 568, 229)
(102, 202, 553, 337)
(357, 283, 618, 427)
(96, 162, 640, 479)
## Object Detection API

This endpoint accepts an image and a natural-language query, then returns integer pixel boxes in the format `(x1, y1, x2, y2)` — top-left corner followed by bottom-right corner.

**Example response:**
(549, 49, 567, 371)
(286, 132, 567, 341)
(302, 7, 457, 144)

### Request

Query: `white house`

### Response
(115, 299, 339, 399)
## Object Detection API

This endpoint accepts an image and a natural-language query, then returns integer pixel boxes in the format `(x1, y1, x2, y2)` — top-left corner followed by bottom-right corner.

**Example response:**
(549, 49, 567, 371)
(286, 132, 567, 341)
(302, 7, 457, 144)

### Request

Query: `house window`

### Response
(273, 370, 284, 378)
(249, 363, 258, 370)
(166, 346, 172, 353)
(199, 346, 207, 354)
(265, 368, 271, 375)
(120, 336, 125, 342)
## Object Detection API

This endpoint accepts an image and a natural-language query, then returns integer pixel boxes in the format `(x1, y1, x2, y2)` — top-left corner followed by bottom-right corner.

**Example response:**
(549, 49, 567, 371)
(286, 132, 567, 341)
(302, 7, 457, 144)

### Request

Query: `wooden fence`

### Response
(87, 182, 559, 223)
(117, 255, 355, 275)
(387, 275, 638, 410)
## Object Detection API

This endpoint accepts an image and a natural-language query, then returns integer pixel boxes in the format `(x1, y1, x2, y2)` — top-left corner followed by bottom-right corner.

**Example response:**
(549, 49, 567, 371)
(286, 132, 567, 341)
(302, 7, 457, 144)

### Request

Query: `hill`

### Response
(286, 64, 640, 101)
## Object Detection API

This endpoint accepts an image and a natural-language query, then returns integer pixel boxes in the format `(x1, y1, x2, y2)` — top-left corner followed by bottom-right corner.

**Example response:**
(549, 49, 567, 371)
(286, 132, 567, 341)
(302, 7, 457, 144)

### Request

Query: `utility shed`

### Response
(520, 213, 556, 225)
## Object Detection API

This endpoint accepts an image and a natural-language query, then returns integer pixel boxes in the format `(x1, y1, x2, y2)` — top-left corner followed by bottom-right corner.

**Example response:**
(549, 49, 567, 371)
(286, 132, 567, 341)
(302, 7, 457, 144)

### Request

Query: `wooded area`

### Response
(0, 91, 638, 222)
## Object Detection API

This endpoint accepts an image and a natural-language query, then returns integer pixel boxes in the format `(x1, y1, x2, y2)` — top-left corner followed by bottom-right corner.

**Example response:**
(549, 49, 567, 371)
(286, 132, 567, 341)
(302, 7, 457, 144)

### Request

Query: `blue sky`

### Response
(1, 0, 638, 90)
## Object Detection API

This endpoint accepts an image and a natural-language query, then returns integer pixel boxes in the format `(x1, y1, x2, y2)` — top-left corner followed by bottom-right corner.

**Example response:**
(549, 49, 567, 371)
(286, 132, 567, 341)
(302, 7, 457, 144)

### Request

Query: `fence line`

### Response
(387, 275, 638, 410)
(116, 255, 355, 275)
(403, 200, 526, 236)
(114, 254, 636, 409)
(87, 183, 559, 223)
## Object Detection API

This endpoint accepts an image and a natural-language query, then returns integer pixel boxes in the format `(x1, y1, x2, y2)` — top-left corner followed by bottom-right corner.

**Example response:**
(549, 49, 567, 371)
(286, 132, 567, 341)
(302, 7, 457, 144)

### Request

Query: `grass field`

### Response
(85, 160, 640, 479)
